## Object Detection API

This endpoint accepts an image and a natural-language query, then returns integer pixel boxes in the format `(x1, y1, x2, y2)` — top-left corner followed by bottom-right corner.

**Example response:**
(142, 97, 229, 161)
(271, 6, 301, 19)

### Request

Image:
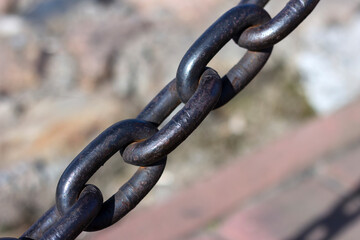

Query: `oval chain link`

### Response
(176, 4, 272, 103)
(238, 0, 320, 50)
(123, 68, 222, 166)
(56, 119, 166, 231)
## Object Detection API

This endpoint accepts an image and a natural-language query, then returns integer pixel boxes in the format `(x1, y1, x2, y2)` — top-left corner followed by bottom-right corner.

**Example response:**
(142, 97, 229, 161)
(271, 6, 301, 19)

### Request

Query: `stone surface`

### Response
(0, 0, 17, 14)
(282, 0, 360, 114)
(0, 16, 40, 94)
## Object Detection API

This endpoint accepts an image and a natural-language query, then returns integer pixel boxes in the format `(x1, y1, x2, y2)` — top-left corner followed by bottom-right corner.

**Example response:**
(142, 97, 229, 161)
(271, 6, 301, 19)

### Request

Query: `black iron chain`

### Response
(1, 0, 320, 239)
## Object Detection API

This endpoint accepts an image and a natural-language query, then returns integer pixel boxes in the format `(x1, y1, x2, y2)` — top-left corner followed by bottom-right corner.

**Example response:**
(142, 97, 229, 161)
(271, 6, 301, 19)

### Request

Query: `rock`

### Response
(0, 16, 41, 95)
(125, 0, 229, 23)
(0, 93, 126, 167)
(16, 0, 50, 14)
(0, 93, 129, 229)
(62, 2, 150, 91)
(293, 0, 360, 114)
(0, 99, 21, 130)
(0, 159, 65, 229)
(0, 0, 18, 14)
(42, 42, 77, 93)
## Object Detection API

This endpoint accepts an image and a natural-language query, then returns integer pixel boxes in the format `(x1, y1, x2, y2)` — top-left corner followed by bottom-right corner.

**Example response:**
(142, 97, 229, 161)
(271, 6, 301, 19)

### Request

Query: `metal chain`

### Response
(1, 0, 320, 239)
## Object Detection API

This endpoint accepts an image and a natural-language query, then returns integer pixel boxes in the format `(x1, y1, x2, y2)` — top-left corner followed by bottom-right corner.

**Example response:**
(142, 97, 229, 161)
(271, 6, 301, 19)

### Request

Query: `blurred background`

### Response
(0, 0, 359, 239)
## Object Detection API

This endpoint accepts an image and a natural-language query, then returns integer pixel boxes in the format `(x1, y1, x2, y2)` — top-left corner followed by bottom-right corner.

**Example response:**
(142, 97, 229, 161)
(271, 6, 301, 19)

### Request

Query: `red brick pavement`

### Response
(90, 99, 360, 240)
(324, 145, 360, 190)
(218, 179, 339, 239)
(216, 141, 360, 240)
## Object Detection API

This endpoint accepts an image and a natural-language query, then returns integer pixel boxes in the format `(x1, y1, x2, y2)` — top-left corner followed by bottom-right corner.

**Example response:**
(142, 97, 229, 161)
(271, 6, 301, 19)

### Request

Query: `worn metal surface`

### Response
(240, 0, 270, 7)
(215, 47, 272, 108)
(1, 0, 320, 239)
(41, 185, 103, 240)
(238, 0, 321, 50)
(21, 206, 60, 239)
(176, 4, 272, 103)
(123, 68, 222, 166)
(137, 79, 181, 126)
(56, 119, 166, 231)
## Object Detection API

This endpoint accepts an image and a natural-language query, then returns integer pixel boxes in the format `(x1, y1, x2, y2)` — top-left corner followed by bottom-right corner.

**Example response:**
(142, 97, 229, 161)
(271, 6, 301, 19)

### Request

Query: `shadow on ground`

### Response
(288, 180, 360, 240)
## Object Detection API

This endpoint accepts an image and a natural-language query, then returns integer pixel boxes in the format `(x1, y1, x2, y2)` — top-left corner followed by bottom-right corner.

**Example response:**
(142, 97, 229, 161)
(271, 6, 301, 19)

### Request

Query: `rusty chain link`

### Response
(1, 0, 320, 239)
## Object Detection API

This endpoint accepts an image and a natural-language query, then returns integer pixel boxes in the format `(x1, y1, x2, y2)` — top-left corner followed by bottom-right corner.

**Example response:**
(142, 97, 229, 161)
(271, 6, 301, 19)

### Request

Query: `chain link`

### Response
(123, 68, 222, 166)
(176, 4, 272, 103)
(1, 0, 320, 239)
(57, 119, 166, 231)
(238, 0, 320, 50)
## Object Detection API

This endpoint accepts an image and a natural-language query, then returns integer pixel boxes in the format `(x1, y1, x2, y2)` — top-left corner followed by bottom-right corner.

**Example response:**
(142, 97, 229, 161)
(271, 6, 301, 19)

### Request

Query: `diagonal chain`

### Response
(1, 0, 320, 239)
